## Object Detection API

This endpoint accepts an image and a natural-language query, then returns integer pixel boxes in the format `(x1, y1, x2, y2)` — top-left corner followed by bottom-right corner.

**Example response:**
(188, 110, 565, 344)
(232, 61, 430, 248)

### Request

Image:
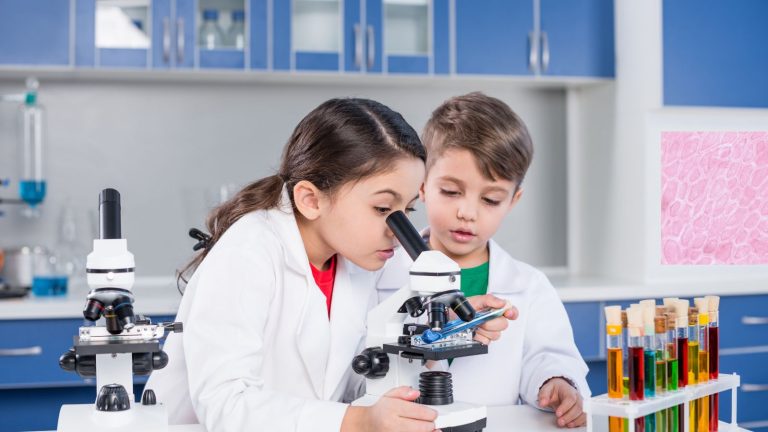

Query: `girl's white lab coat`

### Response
(146, 190, 377, 432)
(377, 232, 590, 407)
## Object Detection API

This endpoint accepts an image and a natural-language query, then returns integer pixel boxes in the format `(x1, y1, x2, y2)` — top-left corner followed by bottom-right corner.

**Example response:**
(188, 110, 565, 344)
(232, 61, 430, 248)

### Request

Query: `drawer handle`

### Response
(743, 383, 768, 392)
(0, 346, 42, 357)
(742, 316, 768, 325)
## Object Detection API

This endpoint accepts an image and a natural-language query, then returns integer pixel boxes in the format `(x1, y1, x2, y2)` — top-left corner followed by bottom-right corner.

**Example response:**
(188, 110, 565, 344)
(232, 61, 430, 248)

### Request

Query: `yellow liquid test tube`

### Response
(606, 306, 624, 432)
(694, 298, 710, 432)
(689, 308, 700, 432)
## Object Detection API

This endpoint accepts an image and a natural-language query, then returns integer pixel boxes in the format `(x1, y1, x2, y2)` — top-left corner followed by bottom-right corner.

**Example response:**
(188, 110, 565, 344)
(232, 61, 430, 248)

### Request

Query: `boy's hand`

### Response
(465, 294, 518, 345)
(538, 378, 586, 428)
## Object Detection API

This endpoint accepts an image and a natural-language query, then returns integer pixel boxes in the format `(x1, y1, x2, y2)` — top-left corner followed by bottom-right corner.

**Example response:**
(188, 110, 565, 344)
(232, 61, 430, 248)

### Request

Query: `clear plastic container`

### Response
(18, 78, 46, 211)
(199, 9, 225, 49)
(227, 10, 246, 49)
(32, 251, 68, 297)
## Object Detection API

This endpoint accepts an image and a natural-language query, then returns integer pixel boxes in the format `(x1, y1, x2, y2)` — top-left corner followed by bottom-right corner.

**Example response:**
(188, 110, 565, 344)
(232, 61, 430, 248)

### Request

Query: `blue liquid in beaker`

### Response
(19, 180, 46, 206)
(32, 275, 68, 297)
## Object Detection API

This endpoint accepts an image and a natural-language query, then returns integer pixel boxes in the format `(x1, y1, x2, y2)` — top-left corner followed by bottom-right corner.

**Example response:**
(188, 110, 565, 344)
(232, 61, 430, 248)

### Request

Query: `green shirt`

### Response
(460, 261, 490, 297)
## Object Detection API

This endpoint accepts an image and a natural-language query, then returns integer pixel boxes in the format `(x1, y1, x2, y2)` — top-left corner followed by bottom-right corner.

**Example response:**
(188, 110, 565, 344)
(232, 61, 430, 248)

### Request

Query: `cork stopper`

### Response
(655, 315, 666, 334)
(688, 307, 699, 326)
(694, 298, 709, 315)
(605, 305, 622, 326)
(706, 295, 720, 313)
(664, 312, 676, 331)
(673, 299, 689, 328)
(663, 297, 679, 308)
(656, 305, 668, 316)
(627, 304, 643, 337)
(621, 310, 628, 328)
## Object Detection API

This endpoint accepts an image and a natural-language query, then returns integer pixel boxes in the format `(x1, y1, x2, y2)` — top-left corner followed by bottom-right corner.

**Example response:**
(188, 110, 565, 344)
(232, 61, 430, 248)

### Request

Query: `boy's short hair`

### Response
(422, 92, 533, 186)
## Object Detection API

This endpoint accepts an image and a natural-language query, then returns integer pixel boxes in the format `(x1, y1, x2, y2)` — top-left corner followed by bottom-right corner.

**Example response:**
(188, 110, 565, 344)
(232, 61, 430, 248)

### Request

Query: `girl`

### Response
(147, 98, 438, 432)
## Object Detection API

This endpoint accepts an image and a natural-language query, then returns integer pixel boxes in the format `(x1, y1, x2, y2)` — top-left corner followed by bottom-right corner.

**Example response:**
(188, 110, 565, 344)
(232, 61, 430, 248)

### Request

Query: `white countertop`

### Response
(3, 275, 768, 320)
(0, 278, 183, 320)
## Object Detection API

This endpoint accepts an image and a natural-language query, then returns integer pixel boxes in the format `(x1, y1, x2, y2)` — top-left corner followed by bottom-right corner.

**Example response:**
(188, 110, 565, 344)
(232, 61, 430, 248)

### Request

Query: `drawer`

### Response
(564, 302, 602, 360)
(719, 295, 768, 349)
(0, 318, 86, 388)
(718, 352, 768, 424)
(0, 315, 177, 389)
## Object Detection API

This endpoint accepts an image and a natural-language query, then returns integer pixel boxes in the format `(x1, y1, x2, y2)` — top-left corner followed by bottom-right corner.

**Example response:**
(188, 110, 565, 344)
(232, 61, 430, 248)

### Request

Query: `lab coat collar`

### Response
(269, 185, 368, 399)
(419, 228, 524, 294)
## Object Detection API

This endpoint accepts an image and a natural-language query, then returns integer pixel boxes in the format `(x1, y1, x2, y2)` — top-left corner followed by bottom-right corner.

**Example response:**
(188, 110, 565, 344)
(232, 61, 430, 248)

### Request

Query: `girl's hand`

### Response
(465, 294, 519, 345)
(537, 378, 586, 428)
(342, 386, 440, 432)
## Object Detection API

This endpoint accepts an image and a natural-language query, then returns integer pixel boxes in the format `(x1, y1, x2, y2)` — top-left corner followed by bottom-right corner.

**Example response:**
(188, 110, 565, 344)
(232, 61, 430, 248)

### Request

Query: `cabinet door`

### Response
(249, 0, 268, 69)
(274, 0, 351, 72)
(455, 0, 532, 75)
(0, 0, 71, 66)
(152, 0, 173, 68)
(197, 0, 250, 69)
(664, 0, 768, 108)
(540, 0, 614, 77)
(369, 0, 433, 74)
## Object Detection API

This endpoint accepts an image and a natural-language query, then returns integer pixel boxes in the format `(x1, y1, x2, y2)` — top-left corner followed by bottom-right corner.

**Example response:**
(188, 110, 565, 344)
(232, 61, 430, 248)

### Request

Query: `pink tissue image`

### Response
(661, 131, 768, 264)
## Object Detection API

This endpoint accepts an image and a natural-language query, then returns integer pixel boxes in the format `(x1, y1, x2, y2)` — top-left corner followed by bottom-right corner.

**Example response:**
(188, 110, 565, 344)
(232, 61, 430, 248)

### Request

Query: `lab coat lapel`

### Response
(487, 239, 525, 294)
(323, 258, 369, 400)
(267, 187, 330, 398)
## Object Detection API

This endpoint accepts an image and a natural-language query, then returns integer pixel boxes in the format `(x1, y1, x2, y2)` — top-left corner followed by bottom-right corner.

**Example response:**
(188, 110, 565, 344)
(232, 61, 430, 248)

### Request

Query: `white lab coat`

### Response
(146, 188, 377, 432)
(376, 230, 591, 408)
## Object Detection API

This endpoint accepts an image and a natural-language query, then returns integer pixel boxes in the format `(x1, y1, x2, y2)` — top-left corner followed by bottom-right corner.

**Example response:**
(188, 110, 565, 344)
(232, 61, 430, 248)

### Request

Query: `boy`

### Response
(377, 92, 590, 428)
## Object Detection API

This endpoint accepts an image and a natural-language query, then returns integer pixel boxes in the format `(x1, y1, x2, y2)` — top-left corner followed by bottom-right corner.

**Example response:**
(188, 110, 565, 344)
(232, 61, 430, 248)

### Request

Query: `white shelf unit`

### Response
(584, 373, 743, 432)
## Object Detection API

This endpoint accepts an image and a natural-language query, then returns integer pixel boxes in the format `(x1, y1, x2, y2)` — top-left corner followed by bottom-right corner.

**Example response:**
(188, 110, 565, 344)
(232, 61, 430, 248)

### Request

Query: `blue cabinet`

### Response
(539, 0, 614, 77)
(663, 0, 768, 108)
(563, 301, 602, 361)
(456, 0, 614, 77)
(0, 0, 71, 66)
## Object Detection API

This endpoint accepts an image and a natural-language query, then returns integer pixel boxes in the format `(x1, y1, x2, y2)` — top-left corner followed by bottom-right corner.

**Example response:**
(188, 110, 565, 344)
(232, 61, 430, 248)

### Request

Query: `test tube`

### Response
(628, 305, 646, 432)
(694, 298, 710, 432)
(622, 310, 630, 432)
(606, 305, 624, 432)
(641, 300, 657, 432)
(664, 312, 679, 432)
(671, 299, 690, 432)
(688, 307, 700, 431)
(654, 310, 668, 432)
(707, 296, 720, 432)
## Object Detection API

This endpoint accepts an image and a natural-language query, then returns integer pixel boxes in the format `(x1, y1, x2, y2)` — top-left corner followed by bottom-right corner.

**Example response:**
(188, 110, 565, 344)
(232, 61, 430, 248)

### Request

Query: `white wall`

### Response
(0, 78, 568, 278)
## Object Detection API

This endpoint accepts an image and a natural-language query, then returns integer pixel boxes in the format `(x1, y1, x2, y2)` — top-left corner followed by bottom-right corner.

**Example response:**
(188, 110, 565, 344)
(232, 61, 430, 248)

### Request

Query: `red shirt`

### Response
(309, 255, 337, 318)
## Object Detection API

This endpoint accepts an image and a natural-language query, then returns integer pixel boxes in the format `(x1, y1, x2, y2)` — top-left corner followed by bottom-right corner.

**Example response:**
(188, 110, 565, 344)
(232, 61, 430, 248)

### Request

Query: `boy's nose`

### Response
(457, 202, 477, 221)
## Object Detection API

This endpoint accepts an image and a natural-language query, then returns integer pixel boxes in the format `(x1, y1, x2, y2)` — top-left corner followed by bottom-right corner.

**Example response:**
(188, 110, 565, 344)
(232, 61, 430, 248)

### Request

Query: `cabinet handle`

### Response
(367, 25, 375, 69)
(540, 31, 549, 73)
(0, 346, 42, 357)
(176, 17, 185, 64)
(742, 316, 768, 325)
(163, 17, 171, 63)
(354, 24, 363, 69)
(742, 383, 768, 392)
(528, 31, 539, 73)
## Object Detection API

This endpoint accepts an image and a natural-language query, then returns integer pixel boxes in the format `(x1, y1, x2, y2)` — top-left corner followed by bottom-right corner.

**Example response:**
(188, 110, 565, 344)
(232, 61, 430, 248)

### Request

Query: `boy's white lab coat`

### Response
(146, 189, 377, 432)
(377, 231, 590, 408)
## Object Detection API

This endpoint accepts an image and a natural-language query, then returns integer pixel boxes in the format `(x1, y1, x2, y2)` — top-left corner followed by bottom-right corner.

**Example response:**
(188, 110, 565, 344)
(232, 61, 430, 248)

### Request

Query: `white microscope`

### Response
(353, 211, 511, 432)
(57, 188, 182, 432)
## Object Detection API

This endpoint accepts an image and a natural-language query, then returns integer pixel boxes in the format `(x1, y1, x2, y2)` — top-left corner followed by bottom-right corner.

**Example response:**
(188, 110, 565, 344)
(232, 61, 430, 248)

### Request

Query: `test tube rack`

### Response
(584, 373, 745, 432)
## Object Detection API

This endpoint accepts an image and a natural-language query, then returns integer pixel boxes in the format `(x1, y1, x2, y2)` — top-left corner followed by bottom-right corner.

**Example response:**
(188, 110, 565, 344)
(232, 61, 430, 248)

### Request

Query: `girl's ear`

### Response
(293, 180, 323, 220)
(418, 182, 426, 202)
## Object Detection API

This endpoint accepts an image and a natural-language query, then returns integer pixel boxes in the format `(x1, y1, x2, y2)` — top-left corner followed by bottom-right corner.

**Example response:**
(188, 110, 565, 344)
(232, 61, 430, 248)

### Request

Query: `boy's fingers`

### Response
(478, 316, 508, 332)
(557, 400, 583, 427)
(567, 413, 587, 428)
(554, 394, 576, 418)
(467, 294, 506, 311)
(475, 328, 501, 342)
(503, 306, 519, 320)
(538, 382, 558, 408)
(398, 419, 437, 432)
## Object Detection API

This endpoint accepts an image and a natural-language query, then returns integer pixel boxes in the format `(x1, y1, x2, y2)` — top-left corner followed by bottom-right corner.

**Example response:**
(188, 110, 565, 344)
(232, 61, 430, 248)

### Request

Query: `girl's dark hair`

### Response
(178, 98, 425, 289)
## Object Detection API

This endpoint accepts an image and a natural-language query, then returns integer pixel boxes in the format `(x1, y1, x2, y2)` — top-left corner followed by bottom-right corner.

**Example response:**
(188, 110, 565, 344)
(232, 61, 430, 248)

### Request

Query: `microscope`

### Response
(57, 189, 182, 432)
(352, 211, 512, 432)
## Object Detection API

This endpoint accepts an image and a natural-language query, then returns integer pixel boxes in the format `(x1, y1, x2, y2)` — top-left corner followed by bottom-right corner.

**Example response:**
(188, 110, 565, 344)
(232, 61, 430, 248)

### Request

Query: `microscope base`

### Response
(353, 394, 487, 431)
(58, 403, 168, 432)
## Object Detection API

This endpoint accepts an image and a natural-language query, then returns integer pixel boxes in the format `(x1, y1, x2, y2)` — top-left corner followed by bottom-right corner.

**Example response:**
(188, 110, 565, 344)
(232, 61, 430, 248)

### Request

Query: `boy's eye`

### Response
(374, 207, 391, 215)
(483, 198, 501, 206)
(440, 189, 459, 196)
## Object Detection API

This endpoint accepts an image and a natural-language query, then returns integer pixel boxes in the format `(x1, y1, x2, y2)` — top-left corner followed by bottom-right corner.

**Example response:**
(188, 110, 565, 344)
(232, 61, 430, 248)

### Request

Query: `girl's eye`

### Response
(405, 207, 416, 214)
(440, 189, 459, 196)
(375, 207, 391, 215)
(483, 198, 501, 206)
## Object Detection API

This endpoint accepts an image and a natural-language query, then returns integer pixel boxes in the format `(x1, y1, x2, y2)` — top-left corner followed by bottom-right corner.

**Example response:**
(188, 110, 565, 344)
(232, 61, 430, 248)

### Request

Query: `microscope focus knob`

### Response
(95, 384, 131, 412)
(142, 389, 157, 405)
(352, 347, 389, 379)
